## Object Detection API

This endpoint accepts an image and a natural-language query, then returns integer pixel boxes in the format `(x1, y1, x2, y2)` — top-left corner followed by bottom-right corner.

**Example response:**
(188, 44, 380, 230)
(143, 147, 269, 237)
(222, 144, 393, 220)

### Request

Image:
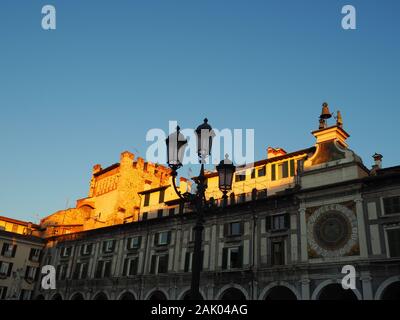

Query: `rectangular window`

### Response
(102, 240, 115, 253)
(60, 247, 72, 257)
(222, 246, 243, 270)
(235, 172, 246, 182)
(224, 222, 243, 237)
(123, 257, 138, 276)
(144, 193, 150, 207)
(1, 243, 17, 258)
(271, 241, 284, 265)
(0, 261, 12, 277)
(258, 165, 266, 177)
(159, 189, 165, 203)
(142, 212, 148, 221)
(150, 255, 169, 274)
(184, 251, 204, 272)
(168, 208, 175, 216)
(29, 248, 41, 262)
(25, 266, 37, 281)
(127, 236, 142, 250)
(0, 286, 7, 300)
(56, 264, 68, 280)
(73, 262, 89, 280)
(266, 214, 290, 231)
(387, 228, 400, 257)
(80, 244, 93, 256)
(19, 290, 31, 300)
(383, 196, 400, 215)
(95, 260, 112, 278)
(250, 169, 256, 179)
(158, 254, 168, 274)
(273, 215, 285, 230)
(157, 209, 163, 219)
(155, 231, 171, 246)
(278, 161, 289, 179)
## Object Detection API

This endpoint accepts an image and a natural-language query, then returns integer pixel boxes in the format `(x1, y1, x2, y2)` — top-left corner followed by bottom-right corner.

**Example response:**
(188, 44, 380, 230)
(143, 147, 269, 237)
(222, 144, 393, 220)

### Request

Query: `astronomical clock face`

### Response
(307, 203, 359, 258)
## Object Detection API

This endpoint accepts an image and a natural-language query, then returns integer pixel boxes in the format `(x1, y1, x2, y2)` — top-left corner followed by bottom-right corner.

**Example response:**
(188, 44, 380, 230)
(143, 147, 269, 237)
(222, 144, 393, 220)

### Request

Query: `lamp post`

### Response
(165, 119, 235, 300)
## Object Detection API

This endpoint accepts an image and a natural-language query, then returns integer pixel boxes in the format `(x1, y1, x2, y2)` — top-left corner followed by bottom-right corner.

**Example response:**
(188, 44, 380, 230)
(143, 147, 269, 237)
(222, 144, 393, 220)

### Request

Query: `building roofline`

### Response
(0, 229, 45, 243)
(93, 163, 120, 177)
(0, 216, 40, 229)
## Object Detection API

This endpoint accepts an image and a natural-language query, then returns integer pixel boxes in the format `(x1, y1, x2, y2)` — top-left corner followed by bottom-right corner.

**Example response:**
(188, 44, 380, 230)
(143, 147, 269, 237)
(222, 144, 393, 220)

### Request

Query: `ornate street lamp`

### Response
(165, 119, 235, 300)
(216, 154, 236, 200)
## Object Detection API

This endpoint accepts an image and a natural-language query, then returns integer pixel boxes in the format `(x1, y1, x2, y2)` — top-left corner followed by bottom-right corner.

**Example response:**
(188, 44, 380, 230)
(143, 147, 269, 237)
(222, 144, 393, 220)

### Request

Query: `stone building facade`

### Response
(31, 109, 400, 300)
(0, 218, 44, 300)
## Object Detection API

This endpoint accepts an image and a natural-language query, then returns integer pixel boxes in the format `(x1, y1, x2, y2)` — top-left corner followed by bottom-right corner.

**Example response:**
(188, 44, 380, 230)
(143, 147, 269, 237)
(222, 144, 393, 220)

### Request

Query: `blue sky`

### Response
(0, 0, 399, 222)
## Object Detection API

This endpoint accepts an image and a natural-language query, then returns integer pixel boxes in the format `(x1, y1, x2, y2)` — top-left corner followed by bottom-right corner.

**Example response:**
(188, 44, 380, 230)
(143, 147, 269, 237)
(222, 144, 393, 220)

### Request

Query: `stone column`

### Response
(360, 272, 373, 300)
(300, 278, 310, 300)
(355, 196, 368, 258)
(299, 204, 308, 262)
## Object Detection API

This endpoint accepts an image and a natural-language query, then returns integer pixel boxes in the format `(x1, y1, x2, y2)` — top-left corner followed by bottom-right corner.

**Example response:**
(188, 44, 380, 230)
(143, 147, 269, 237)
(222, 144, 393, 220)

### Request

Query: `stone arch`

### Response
(216, 284, 249, 300)
(50, 292, 63, 300)
(259, 282, 300, 300)
(311, 279, 362, 300)
(375, 276, 400, 300)
(92, 291, 109, 300)
(70, 292, 85, 300)
(145, 289, 169, 300)
(117, 290, 137, 300)
(177, 287, 206, 300)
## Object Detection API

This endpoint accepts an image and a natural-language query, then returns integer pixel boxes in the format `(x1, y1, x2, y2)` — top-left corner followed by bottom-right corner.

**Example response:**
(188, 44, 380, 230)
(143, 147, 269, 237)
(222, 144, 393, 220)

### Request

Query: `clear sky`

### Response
(0, 0, 399, 222)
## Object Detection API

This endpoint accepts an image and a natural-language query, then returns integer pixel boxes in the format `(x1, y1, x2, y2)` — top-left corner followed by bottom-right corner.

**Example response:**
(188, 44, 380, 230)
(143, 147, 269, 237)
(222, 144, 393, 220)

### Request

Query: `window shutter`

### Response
(95, 261, 103, 278)
(154, 233, 159, 246)
(240, 222, 244, 235)
(7, 263, 13, 277)
(80, 245, 84, 256)
(137, 236, 142, 248)
(282, 161, 289, 178)
(284, 213, 291, 229)
(73, 264, 80, 279)
(222, 248, 228, 270)
(150, 255, 156, 274)
(265, 216, 272, 231)
(25, 266, 29, 279)
(11, 245, 17, 258)
(164, 254, 169, 273)
(131, 259, 138, 275)
(223, 224, 229, 237)
(184, 252, 190, 272)
(159, 189, 165, 203)
(38, 250, 44, 263)
(123, 258, 129, 276)
(29, 248, 34, 260)
(1, 244, 6, 256)
(111, 240, 116, 252)
(252, 188, 257, 201)
(102, 242, 107, 253)
(81, 263, 88, 279)
(290, 159, 295, 177)
(271, 164, 276, 181)
(167, 231, 171, 244)
(238, 246, 243, 268)
(104, 261, 111, 278)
